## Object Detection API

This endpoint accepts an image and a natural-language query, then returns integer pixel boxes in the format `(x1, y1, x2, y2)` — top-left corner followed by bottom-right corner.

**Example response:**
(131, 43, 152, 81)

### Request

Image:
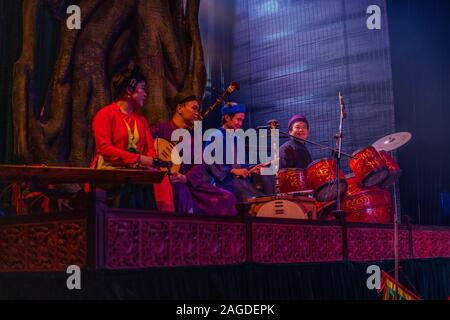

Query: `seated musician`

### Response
(151, 90, 237, 215)
(90, 65, 174, 212)
(205, 102, 265, 203)
(279, 115, 312, 169)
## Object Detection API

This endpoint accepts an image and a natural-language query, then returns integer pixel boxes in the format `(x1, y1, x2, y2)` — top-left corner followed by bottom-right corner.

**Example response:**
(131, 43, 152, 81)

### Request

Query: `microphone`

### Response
(256, 125, 273, 130)
(257, 119, 279, 130)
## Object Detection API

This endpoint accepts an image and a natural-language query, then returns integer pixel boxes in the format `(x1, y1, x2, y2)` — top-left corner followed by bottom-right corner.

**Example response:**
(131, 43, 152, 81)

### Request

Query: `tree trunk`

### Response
(13, 0, 206, 165)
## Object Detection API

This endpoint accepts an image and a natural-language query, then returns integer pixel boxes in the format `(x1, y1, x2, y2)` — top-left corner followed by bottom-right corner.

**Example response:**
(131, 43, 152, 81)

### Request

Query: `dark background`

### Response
(387, 0, 450, 225)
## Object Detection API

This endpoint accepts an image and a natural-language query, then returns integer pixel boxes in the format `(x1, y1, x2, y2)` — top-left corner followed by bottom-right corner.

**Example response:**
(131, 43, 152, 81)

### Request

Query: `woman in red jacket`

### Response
(91, 66, 174, 212)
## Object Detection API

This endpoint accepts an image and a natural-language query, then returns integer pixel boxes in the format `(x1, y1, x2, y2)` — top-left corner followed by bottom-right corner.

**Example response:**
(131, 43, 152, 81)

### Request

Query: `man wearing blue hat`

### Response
(206, 102, 264, 203)
(279, 115, 312, 169)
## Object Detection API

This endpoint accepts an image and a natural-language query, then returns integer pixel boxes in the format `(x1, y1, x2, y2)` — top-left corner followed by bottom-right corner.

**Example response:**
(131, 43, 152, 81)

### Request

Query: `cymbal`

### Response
(372, 132, 412, 152)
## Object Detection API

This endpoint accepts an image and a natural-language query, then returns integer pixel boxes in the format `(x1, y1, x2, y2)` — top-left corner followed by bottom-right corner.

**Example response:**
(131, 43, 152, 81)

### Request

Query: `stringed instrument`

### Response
(0, 164, 166, 185)
(154, 82, 240, 173)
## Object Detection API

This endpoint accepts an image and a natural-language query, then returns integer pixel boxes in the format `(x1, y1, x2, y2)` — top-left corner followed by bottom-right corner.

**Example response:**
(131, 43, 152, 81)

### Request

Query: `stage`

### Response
(1, 194, 450, 299)
(1, 0, 450, 302)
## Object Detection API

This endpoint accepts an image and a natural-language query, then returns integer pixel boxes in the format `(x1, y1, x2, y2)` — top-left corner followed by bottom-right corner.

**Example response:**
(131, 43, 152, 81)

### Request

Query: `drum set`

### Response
(249, 132, 412, 223)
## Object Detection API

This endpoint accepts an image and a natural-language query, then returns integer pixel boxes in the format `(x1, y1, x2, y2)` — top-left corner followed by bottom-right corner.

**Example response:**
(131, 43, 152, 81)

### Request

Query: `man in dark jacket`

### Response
(279, 115, 312, 169)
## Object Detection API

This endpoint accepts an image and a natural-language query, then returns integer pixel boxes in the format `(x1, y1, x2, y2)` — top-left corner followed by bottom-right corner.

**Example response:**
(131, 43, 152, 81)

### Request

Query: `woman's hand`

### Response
(139, 155, 154, 168)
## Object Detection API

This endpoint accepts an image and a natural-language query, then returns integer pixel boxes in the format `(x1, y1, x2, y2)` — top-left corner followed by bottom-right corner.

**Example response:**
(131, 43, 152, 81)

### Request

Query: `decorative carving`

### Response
(106, 219, 140, 268)
(141, 221, 171, 267)
(55, 221, 87, 270)
(0, 219, 87, 272)
(0, 225, 27, 271)
(347, 227, 410, 261)
(4, 213, 450, 272)
(105, 216, 246, 269)
(171, 222, 199, 266)
(27, 224, 58, 270)
(412, 229, 450, 259)
(252, 223, 343, 263)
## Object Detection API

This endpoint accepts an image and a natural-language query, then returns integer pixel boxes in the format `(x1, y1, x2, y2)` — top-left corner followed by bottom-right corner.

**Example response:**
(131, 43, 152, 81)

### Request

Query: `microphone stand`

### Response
(261, 118, 355, 159)
(262, 119, 354, 159)
(276, 132, 355, 159)
(332, 92, 347, 221)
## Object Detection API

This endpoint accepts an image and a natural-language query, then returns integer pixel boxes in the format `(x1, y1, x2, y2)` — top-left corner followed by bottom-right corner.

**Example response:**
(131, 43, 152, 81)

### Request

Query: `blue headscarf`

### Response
(221, 102, 246, 116)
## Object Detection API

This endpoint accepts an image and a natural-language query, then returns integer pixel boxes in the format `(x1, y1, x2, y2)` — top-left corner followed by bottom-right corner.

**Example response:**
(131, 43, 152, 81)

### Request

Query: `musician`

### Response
(91, 66, 174, 212)
(205, 102, 265, 203)
(279, 115, 312, 169)
(151, 90, 237, 215)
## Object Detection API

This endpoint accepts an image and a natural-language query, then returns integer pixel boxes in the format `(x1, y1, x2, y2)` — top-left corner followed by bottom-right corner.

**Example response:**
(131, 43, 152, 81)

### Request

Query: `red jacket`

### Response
(91, 103, 174, 212)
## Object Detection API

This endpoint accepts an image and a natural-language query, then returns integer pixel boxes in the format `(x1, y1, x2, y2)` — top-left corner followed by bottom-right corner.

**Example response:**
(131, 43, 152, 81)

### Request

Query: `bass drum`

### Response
(254, 199, 317, 220)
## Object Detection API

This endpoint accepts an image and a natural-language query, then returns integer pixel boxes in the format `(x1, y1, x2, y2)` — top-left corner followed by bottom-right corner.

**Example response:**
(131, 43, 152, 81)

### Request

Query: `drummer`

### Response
(279, 115, 312, 169)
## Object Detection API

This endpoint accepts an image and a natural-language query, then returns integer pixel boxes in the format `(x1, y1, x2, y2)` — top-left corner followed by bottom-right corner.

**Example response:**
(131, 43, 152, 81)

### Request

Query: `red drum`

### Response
(345, 173, 362, 196)
(349, 146, 389, 188)
(305, 158, 347, 202)
(341, 175, 393, 224)
(277, 168, 308, 193)
(378, 151, 402, 188)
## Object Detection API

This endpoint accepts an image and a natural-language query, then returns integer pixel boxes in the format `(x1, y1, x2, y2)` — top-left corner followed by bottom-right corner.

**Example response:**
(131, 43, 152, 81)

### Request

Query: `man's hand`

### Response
(231, 168, 250, 178)
(139, 155, 154, 168)
(248, 164, 264, 175)
(170, 172, 187, 184)
(248, 161, 272, 175)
